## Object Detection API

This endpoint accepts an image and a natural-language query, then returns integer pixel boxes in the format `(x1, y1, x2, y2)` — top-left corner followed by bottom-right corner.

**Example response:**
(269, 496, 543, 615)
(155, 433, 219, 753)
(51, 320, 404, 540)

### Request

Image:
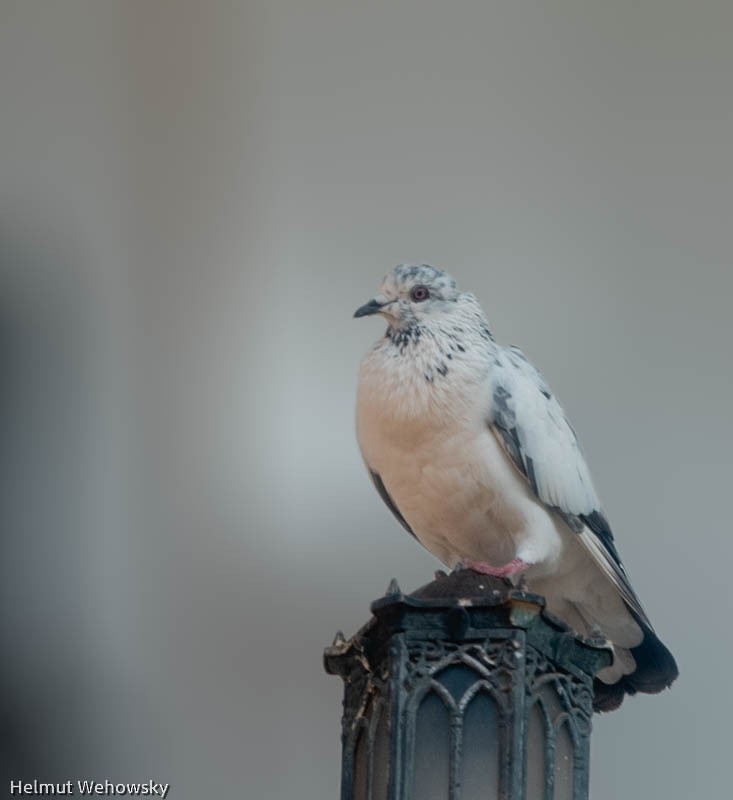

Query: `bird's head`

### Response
(354, 264, 460, 329)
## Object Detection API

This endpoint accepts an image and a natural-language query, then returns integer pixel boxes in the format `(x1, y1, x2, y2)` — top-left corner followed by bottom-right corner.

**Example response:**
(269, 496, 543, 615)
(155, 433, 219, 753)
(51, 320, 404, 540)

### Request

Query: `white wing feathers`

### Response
(489, 346, 650, 627)
(490, 347, 599, 516)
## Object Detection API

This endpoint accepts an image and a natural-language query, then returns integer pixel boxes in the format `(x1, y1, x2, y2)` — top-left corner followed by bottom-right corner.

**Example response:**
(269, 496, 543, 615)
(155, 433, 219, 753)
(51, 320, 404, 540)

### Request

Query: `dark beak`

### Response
(353, 298, 384, 318)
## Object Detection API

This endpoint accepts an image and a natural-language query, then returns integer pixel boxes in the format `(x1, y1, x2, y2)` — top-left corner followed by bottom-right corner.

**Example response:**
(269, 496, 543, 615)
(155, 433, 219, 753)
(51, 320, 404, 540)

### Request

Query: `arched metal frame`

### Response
(325, 571, 611, 800)
(401, 633, 519, 799)
(525, 660, 589, 800)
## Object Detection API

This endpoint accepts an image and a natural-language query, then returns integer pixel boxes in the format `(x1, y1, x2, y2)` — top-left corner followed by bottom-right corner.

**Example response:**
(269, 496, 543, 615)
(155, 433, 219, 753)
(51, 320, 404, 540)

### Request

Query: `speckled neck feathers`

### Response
(359, 294, 497, 426)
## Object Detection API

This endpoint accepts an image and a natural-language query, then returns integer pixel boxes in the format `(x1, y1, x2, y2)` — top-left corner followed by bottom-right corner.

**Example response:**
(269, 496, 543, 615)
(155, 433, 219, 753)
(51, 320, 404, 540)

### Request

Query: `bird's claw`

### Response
(461, 558, 528, 578)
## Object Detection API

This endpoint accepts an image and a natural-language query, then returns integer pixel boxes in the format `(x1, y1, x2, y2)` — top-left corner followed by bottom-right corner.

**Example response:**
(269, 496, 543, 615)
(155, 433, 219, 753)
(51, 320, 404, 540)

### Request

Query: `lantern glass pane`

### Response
(540, 682, 563, 723)
(461, 691, 499, 799)
(553, 722, 574, 800)
(437, 664, 480, 703)
(353, 727, 368, 800)
(412, 691, 450, 800)
(372, 704, 389, 800)
(526, 703, 546, 800)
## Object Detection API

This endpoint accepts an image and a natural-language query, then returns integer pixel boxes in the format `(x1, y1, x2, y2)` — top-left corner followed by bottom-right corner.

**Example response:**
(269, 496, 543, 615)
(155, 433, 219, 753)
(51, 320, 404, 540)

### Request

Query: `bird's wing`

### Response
(489, 346, 651, 627)
(367, 469, 417, 540)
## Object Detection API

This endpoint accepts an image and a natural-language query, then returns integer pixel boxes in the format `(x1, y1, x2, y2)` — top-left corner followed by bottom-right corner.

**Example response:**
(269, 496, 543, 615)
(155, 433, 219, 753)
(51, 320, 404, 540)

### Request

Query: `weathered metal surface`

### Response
(325, 570, 611, 800)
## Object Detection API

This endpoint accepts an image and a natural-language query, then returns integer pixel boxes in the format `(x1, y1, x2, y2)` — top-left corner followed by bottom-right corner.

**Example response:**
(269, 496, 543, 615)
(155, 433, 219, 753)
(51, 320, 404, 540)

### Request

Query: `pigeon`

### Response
(354, 264, 678, 711)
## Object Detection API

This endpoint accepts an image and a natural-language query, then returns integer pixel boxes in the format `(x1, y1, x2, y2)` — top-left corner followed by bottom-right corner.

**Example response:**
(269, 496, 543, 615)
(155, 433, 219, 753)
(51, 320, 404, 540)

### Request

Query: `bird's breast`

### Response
(357, 363, 532, 566)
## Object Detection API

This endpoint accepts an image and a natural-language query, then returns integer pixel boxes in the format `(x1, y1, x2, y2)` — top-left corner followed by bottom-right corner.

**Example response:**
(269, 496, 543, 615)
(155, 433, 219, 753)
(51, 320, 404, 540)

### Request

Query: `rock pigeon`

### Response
(354, 264, 678, 711)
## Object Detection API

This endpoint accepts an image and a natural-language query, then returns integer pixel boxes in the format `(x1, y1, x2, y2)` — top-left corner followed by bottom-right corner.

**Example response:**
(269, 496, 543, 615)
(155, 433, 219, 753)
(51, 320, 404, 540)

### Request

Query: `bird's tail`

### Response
(593, 609, 679, 712)
(531, 545, 679, 712)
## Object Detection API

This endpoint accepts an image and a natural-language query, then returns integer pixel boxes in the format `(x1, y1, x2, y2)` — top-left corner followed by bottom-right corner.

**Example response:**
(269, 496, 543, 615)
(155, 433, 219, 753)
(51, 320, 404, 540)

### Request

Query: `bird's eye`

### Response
(410, 285, 430, 302)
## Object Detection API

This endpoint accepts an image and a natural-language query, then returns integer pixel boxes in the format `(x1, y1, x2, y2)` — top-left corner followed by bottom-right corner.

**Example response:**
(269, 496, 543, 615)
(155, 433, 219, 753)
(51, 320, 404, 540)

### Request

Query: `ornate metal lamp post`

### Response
(324, 569, 611, 800)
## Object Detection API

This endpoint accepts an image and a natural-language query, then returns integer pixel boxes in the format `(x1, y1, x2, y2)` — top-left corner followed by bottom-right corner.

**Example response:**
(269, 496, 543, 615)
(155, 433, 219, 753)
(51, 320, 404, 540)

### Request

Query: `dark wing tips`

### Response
(579, 509, 623, 567)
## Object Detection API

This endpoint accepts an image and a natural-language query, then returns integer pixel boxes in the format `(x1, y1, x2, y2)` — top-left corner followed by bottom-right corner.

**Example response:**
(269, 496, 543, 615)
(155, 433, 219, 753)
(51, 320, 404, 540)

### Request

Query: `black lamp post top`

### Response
(325, 570, 612, 683)
(325, 571, 618, 799)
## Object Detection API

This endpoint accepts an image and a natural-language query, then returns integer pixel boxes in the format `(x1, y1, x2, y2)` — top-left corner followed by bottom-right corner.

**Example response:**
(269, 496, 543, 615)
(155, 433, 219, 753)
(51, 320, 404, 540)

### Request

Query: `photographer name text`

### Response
(10, 781, 170, 798)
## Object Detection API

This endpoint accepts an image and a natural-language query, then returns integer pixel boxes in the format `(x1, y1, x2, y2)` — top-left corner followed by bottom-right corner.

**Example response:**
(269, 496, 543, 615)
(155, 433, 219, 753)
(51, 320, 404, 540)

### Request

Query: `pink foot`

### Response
(462, 558, 528, 578)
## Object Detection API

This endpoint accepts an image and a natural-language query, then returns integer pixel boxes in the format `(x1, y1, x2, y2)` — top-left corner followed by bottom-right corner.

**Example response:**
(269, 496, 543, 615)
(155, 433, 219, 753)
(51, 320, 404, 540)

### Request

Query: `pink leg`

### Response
(462, 557, 529, 578)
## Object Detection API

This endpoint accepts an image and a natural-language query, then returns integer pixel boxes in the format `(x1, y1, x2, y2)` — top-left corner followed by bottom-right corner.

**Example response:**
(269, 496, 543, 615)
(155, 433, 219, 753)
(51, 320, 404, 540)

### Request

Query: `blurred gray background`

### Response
(1, 1, 731, 798)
